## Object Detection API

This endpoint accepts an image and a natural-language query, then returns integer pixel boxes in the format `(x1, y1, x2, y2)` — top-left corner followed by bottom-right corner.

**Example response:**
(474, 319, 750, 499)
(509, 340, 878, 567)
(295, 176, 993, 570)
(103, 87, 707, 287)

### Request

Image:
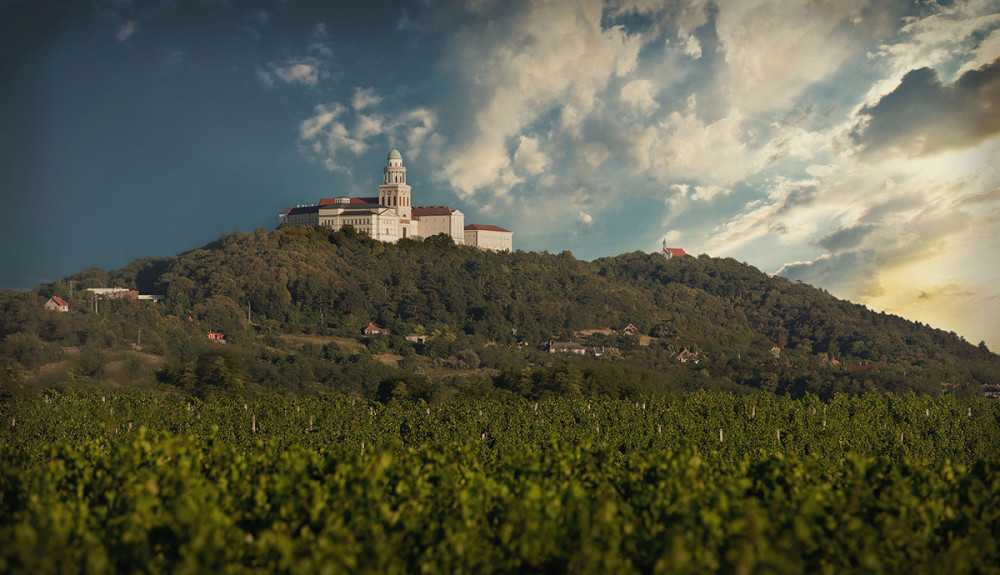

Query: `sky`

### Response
(2, 0, 999, 348)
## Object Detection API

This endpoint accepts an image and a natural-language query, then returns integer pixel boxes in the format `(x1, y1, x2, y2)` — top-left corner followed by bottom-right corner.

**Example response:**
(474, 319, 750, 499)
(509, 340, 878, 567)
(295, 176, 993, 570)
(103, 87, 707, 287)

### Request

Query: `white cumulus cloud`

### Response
(438, 0, 643, 198)
(352, 87, 383, 111)
(620, 79, 659, 113)
(274, 63, 319, 86)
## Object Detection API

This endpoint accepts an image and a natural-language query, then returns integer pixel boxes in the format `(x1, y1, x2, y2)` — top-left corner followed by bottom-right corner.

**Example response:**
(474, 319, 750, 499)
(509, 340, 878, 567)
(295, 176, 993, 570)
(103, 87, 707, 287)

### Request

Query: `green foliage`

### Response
(1, 390, 998, 573)
(1, 225, 998, 398)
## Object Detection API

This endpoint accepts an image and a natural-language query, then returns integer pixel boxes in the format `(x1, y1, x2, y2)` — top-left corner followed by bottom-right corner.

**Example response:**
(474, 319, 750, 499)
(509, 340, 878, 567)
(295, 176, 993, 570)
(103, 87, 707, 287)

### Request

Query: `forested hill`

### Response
(2, 225, 997, 398)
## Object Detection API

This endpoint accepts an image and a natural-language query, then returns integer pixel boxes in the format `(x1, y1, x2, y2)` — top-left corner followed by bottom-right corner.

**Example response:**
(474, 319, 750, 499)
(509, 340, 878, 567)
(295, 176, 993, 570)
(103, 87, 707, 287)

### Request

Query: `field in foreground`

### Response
(2, 391, 999, 573)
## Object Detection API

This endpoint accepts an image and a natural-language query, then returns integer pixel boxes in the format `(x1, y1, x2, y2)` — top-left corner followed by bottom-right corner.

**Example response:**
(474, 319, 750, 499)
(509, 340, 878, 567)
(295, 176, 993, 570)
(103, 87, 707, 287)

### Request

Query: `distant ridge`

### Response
(2, 225, 997, 397)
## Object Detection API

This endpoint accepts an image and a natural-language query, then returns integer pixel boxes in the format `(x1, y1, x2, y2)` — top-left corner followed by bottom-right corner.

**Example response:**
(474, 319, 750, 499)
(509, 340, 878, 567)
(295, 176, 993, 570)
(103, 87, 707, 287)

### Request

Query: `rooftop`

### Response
(412, 206, 454, 217)
(465, 224, 511, 233)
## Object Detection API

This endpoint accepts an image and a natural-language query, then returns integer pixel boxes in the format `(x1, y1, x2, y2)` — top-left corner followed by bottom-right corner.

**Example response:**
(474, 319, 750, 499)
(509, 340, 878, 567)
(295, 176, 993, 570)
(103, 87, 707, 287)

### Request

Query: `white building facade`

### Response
(280, 148, 509, 250)
(464, 224, 513, 252)
(412, 206, 464, 241)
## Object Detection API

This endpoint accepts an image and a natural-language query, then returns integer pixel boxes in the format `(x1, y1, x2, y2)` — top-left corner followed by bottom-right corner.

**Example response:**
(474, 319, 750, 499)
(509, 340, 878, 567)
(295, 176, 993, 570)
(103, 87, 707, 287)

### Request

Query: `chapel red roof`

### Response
(51, 296, 68, 306)
(663, 248, 687, 257)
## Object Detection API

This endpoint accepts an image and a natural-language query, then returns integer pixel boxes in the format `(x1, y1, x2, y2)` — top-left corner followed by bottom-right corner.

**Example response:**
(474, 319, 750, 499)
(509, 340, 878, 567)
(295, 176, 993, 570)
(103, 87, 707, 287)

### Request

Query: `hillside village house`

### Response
(363, 323, 390, 336)
(280, 149, 512, 251)
(86, 288, 165, 302)
(45, 296, 69, 312)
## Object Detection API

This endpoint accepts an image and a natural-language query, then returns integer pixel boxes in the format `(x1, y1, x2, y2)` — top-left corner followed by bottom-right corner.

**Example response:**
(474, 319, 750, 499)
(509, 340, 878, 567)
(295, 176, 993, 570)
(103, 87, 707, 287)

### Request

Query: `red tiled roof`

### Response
(51, 296, 68, 306)
(412, 206, 453, 217)
(363, 322, 390, 334)
(465, 224, 510, 233)
(663, 248, 687, 257)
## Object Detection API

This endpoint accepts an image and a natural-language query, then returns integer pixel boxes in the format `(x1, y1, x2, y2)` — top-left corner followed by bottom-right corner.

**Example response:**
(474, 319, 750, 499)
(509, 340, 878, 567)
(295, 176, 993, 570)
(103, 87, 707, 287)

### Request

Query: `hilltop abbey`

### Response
(279, 148, 513, 251)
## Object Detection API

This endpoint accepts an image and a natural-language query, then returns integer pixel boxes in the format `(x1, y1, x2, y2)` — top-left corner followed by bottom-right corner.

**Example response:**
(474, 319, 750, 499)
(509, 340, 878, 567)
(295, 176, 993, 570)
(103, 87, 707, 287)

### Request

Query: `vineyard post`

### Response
(776, 429, 781, 444)
(719, 428, 723, 443)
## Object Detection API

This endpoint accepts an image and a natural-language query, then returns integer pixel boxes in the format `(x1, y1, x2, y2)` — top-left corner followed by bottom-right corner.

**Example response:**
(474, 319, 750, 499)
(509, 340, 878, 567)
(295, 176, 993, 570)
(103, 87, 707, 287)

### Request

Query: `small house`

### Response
(673, 348, 703, 364)
(45, 296, 69, 312)
(208, 331, 227, 344)
(547, 341, 587, 355)
(616, 324, 638, 335)
(363, 323, 390, 336)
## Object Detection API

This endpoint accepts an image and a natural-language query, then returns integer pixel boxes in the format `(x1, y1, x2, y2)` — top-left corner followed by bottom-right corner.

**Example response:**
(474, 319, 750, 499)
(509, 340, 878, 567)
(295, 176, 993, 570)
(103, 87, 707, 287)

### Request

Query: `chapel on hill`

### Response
(279, 148, 513, 251)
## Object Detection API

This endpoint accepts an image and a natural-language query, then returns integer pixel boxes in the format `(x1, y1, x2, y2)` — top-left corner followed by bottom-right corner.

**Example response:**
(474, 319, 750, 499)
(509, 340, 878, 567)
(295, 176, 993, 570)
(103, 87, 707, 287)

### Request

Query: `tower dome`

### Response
(388, 148, 402, 161)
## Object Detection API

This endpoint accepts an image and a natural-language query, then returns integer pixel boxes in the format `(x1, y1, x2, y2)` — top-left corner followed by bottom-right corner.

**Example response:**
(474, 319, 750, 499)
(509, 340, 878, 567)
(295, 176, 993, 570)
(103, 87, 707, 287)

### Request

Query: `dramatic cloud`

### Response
(712, 0, 869, 114)
(10, 0, 1000, 347)
(648, 107, 761, 187)
(620, 79, 659, 113)
(438, 0, 642, 197)
(513, 135, 550, 176)
(815, 223, 878, 253)
(298, 103, 368, 171)
(852, 59, 1000, 156)
(682, 33, 702, 59)
(298, 96, 438, 173)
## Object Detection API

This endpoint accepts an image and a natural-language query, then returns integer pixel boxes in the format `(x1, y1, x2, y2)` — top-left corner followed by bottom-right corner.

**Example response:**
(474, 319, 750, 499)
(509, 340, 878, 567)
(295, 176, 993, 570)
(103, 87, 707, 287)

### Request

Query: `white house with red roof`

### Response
(45, 296, 69, 312)
(363, 323, 390, 336)
(279, 149, 509, 249)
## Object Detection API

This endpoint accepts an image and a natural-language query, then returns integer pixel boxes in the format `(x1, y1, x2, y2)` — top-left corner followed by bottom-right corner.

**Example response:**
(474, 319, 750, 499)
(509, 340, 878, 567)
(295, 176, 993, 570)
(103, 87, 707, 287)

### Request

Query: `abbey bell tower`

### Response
(379, 148, 411, 221)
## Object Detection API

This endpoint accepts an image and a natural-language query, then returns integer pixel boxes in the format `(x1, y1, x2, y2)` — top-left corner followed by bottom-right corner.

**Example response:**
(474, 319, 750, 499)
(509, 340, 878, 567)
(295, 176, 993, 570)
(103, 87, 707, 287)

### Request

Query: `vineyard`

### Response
(2, 390, 999, 573)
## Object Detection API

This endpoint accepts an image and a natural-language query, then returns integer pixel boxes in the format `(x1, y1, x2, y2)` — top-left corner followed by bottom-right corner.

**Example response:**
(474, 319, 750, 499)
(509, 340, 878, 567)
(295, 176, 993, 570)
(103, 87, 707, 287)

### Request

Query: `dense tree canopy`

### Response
(1, 225, 997, 400)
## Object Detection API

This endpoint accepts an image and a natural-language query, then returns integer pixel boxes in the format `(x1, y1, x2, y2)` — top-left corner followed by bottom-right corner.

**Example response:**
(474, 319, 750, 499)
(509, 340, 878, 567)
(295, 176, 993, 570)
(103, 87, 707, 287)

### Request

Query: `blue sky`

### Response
(2, 0, 999, 348)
